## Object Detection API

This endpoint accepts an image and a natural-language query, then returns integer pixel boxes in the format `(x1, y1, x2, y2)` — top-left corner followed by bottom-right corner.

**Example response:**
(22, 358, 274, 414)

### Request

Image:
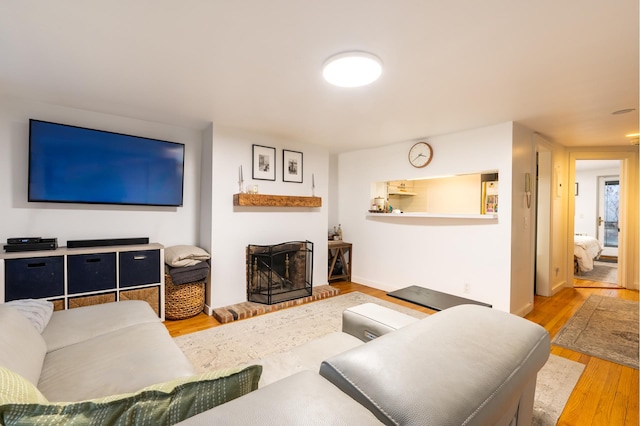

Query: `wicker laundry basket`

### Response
(164, 273, 205, 320)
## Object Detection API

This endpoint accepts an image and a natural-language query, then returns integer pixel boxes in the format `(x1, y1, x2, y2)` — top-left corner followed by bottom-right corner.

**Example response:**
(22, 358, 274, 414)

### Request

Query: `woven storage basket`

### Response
(164, 273, 205, 320)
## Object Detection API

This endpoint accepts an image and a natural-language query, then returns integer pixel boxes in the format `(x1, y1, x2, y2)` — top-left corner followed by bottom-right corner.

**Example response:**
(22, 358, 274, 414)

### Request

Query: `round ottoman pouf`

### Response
(164, 274, 205, 320)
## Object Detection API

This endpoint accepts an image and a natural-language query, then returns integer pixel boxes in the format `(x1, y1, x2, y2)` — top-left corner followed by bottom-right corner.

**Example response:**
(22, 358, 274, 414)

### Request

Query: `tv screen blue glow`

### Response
(29, 119, 185, 207)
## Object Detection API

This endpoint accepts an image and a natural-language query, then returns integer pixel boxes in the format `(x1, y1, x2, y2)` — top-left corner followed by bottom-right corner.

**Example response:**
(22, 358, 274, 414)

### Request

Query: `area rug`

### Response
(553, 295, 639, 369)
(574, 260, 618, 283)
(175, 292, 583, 425)
(532, 354, 585, 426)
(174, 292, 427, 371)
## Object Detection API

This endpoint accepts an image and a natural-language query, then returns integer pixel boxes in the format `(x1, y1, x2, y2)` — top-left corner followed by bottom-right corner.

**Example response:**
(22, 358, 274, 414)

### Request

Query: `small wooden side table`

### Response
(328, 241, 352, 282)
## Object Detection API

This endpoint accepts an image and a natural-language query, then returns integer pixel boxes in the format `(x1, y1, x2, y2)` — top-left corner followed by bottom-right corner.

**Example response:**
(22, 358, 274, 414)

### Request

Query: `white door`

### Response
(597, 176, 619, 257)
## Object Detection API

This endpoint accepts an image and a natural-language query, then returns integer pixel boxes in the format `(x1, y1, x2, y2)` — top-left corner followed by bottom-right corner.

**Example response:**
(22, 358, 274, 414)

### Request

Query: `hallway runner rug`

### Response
(175, 292, 584, 426)
(553, 295, 639, 369)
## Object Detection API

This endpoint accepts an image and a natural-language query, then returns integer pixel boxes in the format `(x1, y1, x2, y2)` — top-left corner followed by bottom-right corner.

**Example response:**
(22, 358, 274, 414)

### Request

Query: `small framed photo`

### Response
(575, 182, 579, 196)
(283, 150, 303, 183)
(252, 144, 276, 181)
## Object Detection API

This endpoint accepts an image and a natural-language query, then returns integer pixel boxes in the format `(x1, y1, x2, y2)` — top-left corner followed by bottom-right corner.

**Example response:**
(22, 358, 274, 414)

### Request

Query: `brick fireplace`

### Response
(247, 241, 313, 305)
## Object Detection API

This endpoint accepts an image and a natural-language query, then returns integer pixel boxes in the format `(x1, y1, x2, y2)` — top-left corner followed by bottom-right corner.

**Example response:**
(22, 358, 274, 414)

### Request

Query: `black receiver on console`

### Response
(4, 238, 58, 252)
(67, 237, 150, 249)
(7, 237, 42, 244)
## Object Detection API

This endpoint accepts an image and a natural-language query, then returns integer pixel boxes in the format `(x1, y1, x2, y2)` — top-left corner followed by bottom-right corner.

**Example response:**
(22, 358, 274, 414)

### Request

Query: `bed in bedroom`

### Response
(574, 235, 604, 274)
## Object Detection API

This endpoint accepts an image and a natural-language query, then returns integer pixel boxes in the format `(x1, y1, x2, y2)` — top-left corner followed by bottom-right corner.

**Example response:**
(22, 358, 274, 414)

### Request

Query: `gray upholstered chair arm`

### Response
(321, 304, 550, 426)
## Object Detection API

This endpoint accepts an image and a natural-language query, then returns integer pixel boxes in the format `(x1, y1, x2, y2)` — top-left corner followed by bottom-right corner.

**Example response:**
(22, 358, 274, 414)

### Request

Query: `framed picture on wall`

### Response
(252, 144, 276, 181)
(283, 149, 303, 183)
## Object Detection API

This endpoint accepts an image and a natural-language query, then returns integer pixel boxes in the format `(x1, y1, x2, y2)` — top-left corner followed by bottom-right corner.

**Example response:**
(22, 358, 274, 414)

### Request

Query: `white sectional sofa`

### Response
(1, 300, 194, 402)
(0, 300, 261, 425)
(0, 299, 550, 425)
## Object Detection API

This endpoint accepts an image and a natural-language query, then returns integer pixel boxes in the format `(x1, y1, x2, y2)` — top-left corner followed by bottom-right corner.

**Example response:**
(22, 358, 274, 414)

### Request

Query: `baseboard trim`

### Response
(203, 303, 214, 316)
(513, 302, 534, 317)
(551, 280, 567, 295)
(351, 275, 396, 292)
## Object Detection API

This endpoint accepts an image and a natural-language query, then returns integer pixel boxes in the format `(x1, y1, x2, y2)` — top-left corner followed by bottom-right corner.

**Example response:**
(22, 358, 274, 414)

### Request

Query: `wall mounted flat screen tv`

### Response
(29, 119, 185, 207)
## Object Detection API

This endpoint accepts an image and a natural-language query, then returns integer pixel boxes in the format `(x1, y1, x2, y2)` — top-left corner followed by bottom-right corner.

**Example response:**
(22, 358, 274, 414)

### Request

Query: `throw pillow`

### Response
(164, 245, 211, 267)
(0, 367, 49, 405)
(0, 365, 262, 426)
(0, 305, 48, 387)
(5, 299, 54, 334)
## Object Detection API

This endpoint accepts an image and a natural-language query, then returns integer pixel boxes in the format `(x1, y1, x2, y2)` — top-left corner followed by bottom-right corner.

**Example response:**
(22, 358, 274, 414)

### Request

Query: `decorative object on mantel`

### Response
(252, 144, 276, 181)
(238, 165, 244, 193)
(233, 193, 321, 207)
(282, 150, 303, 183)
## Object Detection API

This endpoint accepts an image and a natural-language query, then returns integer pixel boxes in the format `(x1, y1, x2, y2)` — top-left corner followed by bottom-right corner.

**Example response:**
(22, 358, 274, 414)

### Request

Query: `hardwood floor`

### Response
(164, 281, 639, 426)
(525, 286, 638, 426)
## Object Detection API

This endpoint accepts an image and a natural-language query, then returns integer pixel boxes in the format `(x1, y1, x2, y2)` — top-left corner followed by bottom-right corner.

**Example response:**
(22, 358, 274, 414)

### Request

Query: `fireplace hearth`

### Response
(247, 241, 313, 305)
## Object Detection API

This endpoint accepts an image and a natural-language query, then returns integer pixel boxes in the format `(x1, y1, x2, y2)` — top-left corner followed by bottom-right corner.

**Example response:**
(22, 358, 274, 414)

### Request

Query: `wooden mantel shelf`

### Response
(233, 193, 322, 207)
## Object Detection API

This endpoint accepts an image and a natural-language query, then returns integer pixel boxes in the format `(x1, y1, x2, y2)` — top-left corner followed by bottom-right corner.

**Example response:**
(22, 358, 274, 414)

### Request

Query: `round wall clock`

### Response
(408, 142, 433, 168)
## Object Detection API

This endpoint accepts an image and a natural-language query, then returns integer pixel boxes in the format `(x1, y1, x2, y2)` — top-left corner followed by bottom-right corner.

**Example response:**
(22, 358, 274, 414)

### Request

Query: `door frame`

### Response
(568, 149, 638, 289)
(534, 148, 552, 296)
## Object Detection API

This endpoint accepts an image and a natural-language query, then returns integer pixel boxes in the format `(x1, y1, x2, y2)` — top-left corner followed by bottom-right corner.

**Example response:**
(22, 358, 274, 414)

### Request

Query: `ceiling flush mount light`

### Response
(323, 51, 382, 88)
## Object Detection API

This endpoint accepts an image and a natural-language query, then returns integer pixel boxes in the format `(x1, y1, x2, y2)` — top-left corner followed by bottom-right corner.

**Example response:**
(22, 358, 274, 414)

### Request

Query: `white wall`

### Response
(201, 126, 329, 310)
(0, 97, 203, 246)
(338, 122, 530, 313)
(575, 166, 620, 237)
(549, 143, 570, 293)
(509, 122, 535, 314)
(328, 153, 339, 232)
